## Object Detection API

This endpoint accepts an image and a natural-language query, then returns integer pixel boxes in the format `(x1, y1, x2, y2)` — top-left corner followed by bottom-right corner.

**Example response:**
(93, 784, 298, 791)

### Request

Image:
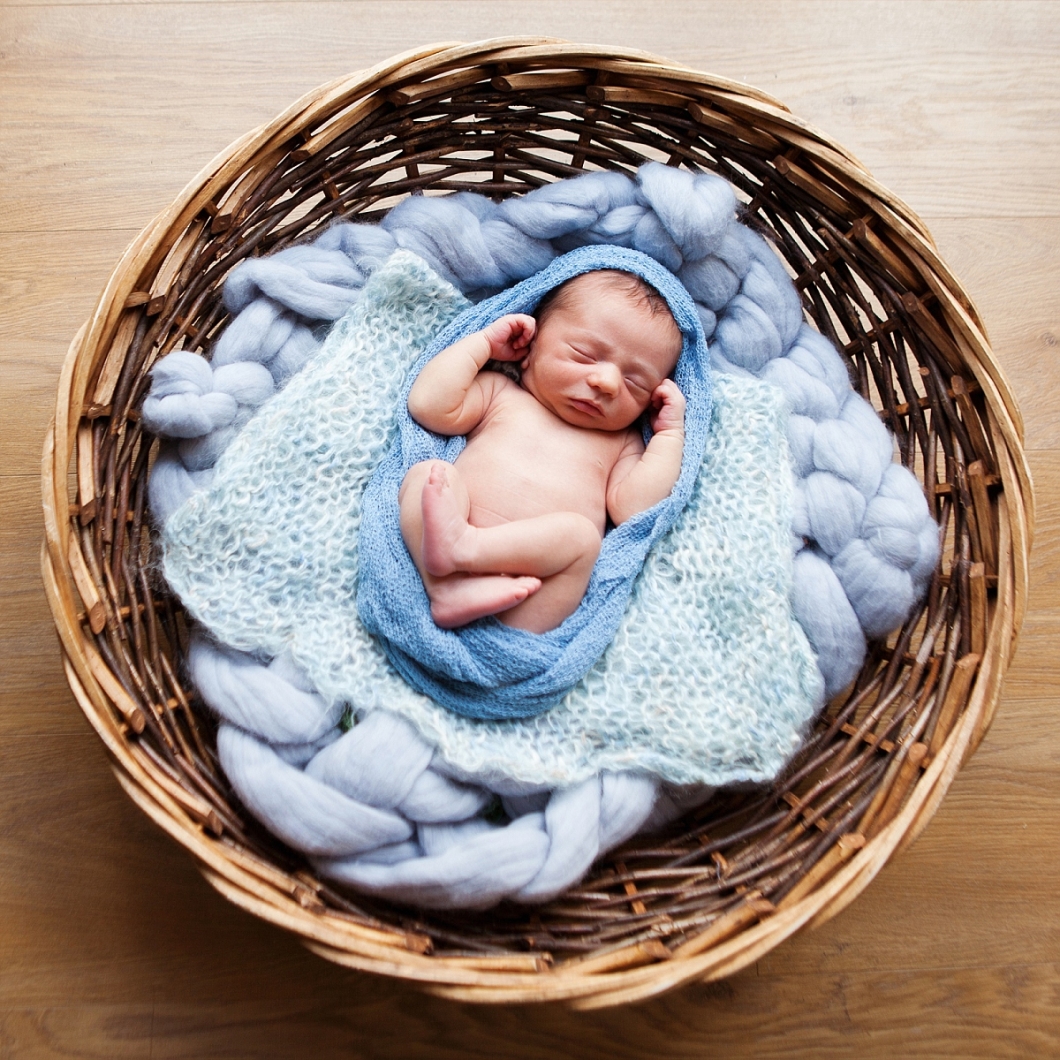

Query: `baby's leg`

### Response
(400, 461, 542, 628)
(419, 463, 601, 633)
(420, 464, 599, 578)
(421, 572, 545, 630)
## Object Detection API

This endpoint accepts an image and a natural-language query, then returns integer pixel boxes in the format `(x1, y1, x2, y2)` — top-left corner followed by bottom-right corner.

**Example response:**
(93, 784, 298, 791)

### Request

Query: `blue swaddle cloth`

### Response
(356, 245, 711, 720)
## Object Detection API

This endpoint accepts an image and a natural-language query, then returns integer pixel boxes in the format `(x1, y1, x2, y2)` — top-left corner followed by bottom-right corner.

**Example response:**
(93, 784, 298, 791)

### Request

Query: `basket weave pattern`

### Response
(41, 39, 1031, 1006)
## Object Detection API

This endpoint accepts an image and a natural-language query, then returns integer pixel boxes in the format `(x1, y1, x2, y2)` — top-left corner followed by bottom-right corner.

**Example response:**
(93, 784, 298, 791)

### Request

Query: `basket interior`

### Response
(63, 47, 1007, 967)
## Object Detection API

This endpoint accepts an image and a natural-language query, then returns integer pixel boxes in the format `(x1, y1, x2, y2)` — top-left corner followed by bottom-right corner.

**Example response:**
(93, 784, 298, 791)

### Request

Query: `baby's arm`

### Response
(408, 314, 536, 435)
(606, 380, 686, 525)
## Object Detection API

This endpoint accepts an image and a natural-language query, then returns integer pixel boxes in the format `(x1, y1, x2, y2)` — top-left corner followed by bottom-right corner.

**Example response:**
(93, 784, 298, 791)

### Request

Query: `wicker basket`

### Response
(42, 38, 1032, 1007)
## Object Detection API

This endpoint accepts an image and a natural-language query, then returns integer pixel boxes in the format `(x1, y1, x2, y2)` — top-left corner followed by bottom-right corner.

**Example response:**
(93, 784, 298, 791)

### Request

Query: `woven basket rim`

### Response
(41, 37, 1033, 1007)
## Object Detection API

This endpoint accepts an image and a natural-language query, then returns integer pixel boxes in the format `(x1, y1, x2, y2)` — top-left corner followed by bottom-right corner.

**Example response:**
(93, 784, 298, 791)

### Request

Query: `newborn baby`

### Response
(399, 269, 685, 634)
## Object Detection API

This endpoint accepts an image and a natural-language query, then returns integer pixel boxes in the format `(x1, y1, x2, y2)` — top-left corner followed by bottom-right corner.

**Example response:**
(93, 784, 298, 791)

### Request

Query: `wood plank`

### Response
(0, 1008, 151, 1060)
(992, 613, 1060, 702)
(761, 761, 1060, 977)
(0, 961, 1057, 1059)
(927, 219, 1060, 452)
(1020, 452, 1060, 614)
(0, 232, 139, 343)
(0, 601, 81, 736)
(0, 229, 137, 476)
(0, 478, 86, 733)
(1, 2, 1058, 234)
(0, 342, 76, 474)
(0, 733, 359, 1008)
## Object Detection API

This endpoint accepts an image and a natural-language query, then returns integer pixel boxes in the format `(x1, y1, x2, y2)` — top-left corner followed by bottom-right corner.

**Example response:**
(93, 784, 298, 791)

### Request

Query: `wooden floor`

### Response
(2, 1, 1058, 1056)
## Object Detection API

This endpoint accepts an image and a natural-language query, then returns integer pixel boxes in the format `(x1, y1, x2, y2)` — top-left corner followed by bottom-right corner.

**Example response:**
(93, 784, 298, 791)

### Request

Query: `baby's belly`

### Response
(454, 446, 608, 531)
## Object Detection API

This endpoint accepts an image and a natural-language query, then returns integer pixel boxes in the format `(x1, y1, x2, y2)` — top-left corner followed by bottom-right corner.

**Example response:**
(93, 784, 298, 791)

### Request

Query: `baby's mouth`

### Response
(568, 397, 602, 416)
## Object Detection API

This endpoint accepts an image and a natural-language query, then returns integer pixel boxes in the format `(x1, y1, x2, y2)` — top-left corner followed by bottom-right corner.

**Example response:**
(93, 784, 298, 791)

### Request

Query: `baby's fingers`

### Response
(651, 380, 686, 429)
(487, 314, 536, 359)
(652, 379, 685, 408)
(508, 314, 536, 348)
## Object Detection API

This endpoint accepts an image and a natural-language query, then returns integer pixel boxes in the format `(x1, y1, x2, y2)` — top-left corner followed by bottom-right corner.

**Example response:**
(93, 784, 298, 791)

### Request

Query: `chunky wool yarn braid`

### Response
(142, 163, 938, 907)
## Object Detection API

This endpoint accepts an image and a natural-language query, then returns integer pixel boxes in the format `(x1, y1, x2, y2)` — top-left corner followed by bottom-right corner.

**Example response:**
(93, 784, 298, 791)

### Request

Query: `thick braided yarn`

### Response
(143, 163, 938, 908)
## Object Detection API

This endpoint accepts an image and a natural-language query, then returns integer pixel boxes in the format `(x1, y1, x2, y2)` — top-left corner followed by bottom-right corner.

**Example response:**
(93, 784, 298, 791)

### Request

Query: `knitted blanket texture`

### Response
(163, 251, 824, 787)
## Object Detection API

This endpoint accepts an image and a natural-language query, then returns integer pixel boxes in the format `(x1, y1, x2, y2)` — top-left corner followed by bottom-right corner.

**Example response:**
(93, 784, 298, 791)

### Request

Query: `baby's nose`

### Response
(588, 362, 621, 395)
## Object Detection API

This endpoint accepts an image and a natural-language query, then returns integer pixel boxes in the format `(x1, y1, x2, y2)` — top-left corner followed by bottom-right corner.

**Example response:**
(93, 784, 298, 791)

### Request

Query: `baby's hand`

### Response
(481, 314, 536, 362)
(649, 379, 686, 434)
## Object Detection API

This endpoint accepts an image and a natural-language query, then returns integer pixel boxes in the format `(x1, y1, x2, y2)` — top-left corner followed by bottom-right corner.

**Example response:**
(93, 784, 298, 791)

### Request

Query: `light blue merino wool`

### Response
(356, 245, 711, 720)
(146, 160, 939, 905)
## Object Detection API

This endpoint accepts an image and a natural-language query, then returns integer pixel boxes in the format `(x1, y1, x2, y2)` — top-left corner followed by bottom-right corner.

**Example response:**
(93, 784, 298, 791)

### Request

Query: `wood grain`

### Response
(2, 2, 1059, 234)
(2, 0, 1058, 1054)
(1, 963, 1058, 1059)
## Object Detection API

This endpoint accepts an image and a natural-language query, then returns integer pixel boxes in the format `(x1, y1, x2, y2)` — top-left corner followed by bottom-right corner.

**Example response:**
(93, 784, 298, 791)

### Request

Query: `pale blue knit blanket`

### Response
(356, 245, 711, 719)
(162, 249, 823, 787)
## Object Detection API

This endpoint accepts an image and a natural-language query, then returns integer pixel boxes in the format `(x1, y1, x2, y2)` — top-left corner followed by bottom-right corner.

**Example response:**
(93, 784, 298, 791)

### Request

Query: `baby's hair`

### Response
(534, 270, 674, 327)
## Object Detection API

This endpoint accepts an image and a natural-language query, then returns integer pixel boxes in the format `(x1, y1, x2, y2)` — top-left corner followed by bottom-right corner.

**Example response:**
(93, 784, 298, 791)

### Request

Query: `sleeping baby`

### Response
(399, 269, 686, 634)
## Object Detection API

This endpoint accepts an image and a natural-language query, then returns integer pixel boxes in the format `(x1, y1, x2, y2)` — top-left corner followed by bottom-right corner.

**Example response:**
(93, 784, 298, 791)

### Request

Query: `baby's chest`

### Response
(460, 410, 619, 514)
(473, 405, 616, 471)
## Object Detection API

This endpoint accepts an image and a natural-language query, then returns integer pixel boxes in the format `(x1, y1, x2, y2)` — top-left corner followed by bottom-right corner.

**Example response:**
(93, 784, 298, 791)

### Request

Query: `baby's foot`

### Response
(421, 464, 475, 576)
(430, 575, 542, 629)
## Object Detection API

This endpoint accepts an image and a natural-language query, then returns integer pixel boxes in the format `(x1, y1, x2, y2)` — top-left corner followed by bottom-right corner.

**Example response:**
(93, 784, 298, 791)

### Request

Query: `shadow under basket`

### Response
(42, 38, 1033, 1007)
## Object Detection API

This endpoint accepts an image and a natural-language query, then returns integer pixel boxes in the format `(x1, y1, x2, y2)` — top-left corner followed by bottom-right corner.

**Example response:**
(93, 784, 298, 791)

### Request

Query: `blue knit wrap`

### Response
(356, 245, 711, 720)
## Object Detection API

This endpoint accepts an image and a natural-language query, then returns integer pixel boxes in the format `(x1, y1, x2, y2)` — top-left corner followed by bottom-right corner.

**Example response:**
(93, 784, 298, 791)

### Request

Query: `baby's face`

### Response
(520, 275, 681, 433)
